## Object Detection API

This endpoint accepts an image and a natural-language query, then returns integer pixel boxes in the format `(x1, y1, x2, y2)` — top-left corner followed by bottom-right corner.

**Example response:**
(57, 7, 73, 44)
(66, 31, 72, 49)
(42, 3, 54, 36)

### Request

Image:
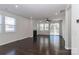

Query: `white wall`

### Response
(72, 4, 79, 55)
(61, 6, 71, 50)
(0, 10, 33, 45)
(63, 6, 71, 49)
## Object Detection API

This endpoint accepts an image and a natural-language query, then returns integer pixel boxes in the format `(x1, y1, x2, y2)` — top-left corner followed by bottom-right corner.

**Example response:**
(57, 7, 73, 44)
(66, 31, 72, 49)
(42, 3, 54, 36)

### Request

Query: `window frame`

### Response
(39, 23, 44, 31)
(4, 16, 16, 32)
(0, 15, 2, 33)
(44, 23, 49, 31)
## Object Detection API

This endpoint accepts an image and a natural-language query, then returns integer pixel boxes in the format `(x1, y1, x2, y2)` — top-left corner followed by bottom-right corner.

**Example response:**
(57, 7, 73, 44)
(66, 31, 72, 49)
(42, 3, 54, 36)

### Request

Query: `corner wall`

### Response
(62, 6, 71, 49)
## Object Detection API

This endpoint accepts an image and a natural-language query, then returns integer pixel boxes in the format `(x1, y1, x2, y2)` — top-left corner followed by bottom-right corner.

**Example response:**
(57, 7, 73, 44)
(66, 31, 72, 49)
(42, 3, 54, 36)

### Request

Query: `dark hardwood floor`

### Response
(0, 35, 71, 55)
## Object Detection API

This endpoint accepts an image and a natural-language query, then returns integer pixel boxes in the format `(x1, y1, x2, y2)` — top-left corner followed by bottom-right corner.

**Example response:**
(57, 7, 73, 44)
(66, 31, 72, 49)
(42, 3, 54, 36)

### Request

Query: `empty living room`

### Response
(0, 4, 79, 56)
(1, 0, 79, 59)
(0, 4, 71, 55)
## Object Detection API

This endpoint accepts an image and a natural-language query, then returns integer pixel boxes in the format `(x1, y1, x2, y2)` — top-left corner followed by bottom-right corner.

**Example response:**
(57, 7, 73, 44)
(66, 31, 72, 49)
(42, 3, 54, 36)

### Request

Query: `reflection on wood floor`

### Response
(0, 35, 71, 55)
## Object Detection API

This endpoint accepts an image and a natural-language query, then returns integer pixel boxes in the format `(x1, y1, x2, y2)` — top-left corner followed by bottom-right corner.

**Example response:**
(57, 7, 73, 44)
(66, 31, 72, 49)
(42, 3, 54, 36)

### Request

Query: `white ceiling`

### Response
(0, 4, 67, 20)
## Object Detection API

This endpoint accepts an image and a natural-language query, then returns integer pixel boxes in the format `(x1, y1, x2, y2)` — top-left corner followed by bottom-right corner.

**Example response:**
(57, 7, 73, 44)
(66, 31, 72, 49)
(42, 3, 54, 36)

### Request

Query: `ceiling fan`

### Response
(46, 18, 51, 22)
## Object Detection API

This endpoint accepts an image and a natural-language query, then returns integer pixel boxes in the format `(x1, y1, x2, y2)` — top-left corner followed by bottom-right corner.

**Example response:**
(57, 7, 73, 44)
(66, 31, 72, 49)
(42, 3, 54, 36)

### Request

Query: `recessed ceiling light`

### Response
(55, 12, 58, 15)
(40, 21, 41, 22)
(15, 5, 18, 8)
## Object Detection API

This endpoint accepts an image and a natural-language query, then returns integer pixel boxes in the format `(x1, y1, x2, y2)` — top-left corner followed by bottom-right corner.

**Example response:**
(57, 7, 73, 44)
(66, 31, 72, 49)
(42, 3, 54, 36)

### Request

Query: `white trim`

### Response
(0, 36, 32, 46)
(65, 47, 71, 50)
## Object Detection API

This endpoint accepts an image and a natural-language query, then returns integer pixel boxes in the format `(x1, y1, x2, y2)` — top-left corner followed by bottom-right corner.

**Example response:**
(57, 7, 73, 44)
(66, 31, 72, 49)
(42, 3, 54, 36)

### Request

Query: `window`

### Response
(39, 23, 49, 31)
(0, 15, 2, 33)
(50, 24, 54, 35)
(45, 23, 49, 30)
(54, 23, 59, 35)
(50, 23, 59, 35)
(40, 24, 44, 31)
(5, 16, 16, 32)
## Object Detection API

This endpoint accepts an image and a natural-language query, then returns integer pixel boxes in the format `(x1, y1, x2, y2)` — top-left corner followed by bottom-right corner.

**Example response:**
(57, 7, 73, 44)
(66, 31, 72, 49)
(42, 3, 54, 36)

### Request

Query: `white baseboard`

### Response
(0, 36, 32, 46)
(65, 47, 71, 50)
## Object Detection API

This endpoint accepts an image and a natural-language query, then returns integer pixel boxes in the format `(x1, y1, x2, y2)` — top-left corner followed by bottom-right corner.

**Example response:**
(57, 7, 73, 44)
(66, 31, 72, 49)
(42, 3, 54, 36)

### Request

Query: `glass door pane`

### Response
(50, 23, 60, 53)
(50, 23, 59, 35)
(45, 23, 49, 31)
